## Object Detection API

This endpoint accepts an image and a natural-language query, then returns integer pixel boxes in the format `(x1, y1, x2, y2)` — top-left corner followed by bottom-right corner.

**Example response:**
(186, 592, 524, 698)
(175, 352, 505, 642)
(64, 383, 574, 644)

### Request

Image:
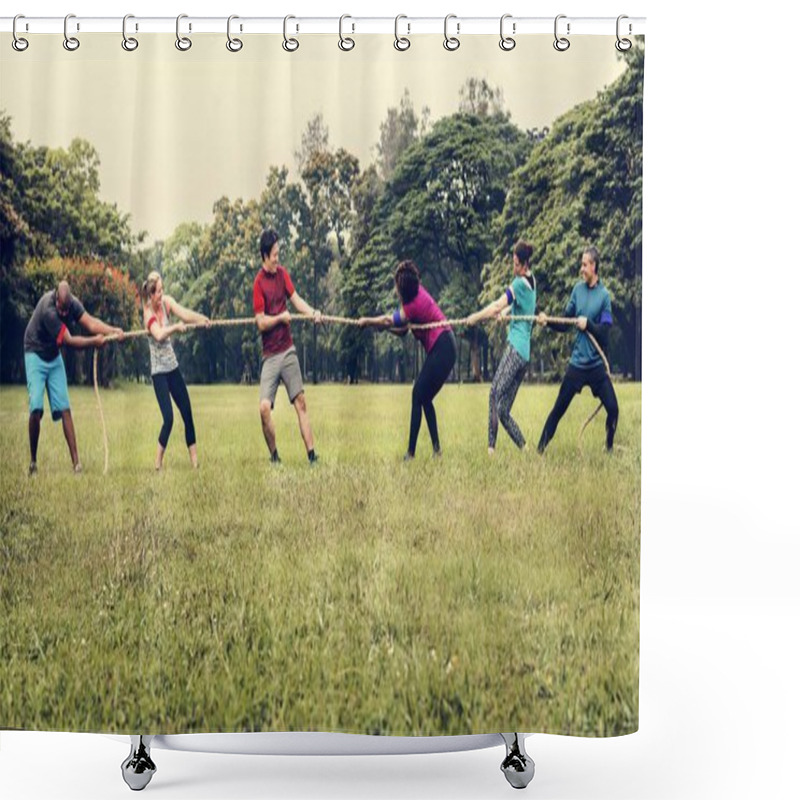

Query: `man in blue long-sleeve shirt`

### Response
(536, 247, 619, 453)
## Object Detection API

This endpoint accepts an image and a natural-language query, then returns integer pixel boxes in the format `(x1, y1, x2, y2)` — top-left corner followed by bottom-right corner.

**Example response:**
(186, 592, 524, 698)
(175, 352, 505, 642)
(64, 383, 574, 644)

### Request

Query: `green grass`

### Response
(0, 381, 640, 737)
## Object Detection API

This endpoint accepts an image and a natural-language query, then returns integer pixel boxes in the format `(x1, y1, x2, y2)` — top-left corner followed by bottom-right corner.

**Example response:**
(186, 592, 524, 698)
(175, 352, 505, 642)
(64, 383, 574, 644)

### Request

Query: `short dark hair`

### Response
(394, 260, 420, 305)
(513, 240, 533, 266)
(584, 246, 600, 274)
(260, 229, 279, 261)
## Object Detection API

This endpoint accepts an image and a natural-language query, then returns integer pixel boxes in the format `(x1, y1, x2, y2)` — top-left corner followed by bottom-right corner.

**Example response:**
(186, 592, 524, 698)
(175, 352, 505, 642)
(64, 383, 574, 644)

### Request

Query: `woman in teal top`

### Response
(467, 241, 536, 454)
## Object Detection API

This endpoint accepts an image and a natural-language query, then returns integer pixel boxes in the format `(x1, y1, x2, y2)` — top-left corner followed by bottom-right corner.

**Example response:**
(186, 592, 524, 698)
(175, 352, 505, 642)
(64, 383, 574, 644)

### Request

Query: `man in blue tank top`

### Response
(536, 247, 619, 453)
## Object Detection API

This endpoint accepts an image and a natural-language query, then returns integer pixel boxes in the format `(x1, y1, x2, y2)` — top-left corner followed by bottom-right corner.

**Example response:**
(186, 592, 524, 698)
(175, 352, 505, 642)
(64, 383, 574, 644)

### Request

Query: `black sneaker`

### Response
(270, 450, 281, 465)
(308, 452, 318, 466)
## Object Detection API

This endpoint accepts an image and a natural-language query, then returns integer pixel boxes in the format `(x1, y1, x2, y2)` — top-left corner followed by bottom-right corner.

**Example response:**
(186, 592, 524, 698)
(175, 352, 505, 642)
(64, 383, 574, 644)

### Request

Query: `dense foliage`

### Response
(1, 49, 643, 385)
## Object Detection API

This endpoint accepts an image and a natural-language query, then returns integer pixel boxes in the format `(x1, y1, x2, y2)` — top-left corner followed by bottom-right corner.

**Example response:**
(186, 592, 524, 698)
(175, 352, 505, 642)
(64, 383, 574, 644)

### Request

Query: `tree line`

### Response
(0, 45, 643, 387)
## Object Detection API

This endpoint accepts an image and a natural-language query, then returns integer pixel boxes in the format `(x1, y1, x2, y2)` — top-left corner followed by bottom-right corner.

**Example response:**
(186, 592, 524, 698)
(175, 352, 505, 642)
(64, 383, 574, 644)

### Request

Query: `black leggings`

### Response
(408, 331, 457, 456)
(538, 364, 618, 452)
(152, 368, 196, 449)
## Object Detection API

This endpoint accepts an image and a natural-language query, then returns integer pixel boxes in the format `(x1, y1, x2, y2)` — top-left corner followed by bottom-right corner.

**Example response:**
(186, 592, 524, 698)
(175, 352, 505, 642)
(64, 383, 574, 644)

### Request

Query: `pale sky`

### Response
(1, 33, 626, 243)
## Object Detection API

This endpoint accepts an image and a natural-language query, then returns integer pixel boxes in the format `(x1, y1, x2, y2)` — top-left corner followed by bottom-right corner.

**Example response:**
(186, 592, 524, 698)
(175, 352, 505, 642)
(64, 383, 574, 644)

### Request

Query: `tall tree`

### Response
(484, 44, 644, 379)
(458, 78, 507, 119)
(376, 89, 430, 182)
(294, 112, 329, 174)
(193, 196, 262, 382)
(1, 116, 142, 382)
(372, 112, 528, 379)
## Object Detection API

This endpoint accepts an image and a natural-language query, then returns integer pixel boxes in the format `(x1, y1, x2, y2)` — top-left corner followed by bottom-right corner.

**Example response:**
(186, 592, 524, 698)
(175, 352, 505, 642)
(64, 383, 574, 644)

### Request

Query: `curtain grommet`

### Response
(443, 14, 460, 51)
(122, 14, 139, 51)
(553, 14, 570, 52)
(499, 14, 516, 51)
(394, 15, 410, 51)
(12, 14, 29, 52)
(283, 15, 299, 52)
(338, 15, 355, 51)
(226, 15, 243, 52)
(63, 14, 80, 51)
(176, 14, 192, 51)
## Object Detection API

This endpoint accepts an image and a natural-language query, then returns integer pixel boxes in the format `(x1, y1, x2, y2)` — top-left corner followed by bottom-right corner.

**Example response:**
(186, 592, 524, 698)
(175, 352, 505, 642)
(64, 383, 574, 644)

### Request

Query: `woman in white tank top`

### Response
(141, 271, 210, 470)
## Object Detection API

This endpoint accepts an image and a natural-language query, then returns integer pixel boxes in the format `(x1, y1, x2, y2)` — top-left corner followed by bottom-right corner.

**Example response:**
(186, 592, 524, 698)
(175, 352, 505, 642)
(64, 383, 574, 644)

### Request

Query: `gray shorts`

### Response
(260, 346, 304, 408)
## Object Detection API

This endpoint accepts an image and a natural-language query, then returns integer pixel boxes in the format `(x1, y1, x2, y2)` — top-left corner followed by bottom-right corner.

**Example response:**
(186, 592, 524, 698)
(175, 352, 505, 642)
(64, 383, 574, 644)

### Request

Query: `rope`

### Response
(92, 348, 110, 475)
(91, 310, 612, 470)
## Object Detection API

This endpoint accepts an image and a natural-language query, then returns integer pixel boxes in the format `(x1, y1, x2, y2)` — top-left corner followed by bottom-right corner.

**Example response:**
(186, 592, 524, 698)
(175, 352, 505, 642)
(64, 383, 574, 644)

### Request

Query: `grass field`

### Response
(0, 381, 640, 737)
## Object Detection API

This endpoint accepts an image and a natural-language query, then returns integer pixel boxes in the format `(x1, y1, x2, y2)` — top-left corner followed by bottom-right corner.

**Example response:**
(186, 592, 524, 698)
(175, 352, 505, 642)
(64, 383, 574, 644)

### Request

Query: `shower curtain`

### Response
(0, 25, 643, 740)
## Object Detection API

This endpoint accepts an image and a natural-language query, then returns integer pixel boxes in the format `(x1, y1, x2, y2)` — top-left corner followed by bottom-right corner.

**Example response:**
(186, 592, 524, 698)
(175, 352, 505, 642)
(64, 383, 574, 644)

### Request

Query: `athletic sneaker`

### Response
(28, 462, 37, 476)
(73, 463, 83, 475)
(403, 452, 415, 461)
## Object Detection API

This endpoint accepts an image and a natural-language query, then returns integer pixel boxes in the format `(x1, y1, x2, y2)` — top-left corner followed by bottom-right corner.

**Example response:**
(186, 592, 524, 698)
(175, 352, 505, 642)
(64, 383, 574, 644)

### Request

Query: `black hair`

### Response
(394, 260, 420, 305)
(260, 229, 279, 261)
(513, 240, 533, 267)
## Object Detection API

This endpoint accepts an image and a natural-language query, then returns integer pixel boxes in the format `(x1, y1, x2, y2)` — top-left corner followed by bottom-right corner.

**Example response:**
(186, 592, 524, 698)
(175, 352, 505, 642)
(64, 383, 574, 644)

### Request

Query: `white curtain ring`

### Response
(553, 14, 570, 52)
(616, 15, 632, 51)
(122, 14, 139, 51)
(63, 13, 80, 51)
(394, 14, 410, 51)
(283, 15, 299, 52)
(226, 15, 243, 52)
(175, 14, 192, 51)
(443, 14, 460, 51)
(12, 14, 29, 52)
(338, 14, 355, 51)
(499, 14, 516, 51)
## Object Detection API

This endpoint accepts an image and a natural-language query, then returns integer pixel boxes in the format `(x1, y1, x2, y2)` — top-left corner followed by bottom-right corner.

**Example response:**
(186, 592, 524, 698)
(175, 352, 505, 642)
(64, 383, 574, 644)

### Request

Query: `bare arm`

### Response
(467, 293, 510, 326)
(289, 292, 321, 322)
(62, 328, 106, 350)
(358, 310, 408, 335)
(79, 311, 123, 337)
(144, 310, 186, 343)
(165, 295, 210, 326)
(255, 310, 291, 333)
(358, 314, 394, 329)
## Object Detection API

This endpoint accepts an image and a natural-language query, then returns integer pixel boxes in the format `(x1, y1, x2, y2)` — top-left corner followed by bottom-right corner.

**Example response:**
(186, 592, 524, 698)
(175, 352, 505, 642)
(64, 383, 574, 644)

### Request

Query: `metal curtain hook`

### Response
(283, 15, 299, 52)
(227, 15, 243, 52)
(12, 14, 29, 52)
(176, 14, 192, 51)
(122, 14, 138, 51)
(443, 14, 460, 51)
(394, 14, 410, 51)
(63, 13, 80, 51)
(339, 14, 355, 51)
(499, 14, 516, 51)
(616, 15, 632, 51)
(553, 14, 570, 52)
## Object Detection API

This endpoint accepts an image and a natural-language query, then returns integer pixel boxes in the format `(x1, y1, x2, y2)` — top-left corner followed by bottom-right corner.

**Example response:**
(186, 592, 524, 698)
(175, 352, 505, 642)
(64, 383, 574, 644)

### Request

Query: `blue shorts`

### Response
(24, 352, 71, 421)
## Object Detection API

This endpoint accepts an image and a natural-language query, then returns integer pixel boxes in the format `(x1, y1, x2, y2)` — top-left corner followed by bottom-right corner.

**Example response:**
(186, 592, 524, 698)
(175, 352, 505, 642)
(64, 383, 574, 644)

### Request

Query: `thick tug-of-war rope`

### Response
(92, 349, 110, 475)
(93, 312, 611, 470)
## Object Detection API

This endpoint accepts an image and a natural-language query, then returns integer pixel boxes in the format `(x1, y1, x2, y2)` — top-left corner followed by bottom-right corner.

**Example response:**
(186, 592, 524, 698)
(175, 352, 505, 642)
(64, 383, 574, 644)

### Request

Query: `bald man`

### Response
(23, 281, 123, 474)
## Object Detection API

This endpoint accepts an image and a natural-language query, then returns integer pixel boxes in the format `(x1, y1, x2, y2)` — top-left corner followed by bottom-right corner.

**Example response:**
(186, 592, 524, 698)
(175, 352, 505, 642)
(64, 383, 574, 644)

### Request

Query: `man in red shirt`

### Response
(253, 229, 321, 464)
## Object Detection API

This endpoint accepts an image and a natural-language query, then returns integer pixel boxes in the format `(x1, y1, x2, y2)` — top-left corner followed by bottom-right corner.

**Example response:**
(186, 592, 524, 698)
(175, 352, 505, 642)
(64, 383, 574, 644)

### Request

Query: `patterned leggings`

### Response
(488, 346, 529, 449)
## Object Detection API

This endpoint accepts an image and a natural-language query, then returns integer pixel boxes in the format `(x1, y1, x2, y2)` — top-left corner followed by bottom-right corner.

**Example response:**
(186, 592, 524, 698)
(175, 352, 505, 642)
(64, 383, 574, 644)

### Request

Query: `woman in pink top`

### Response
(359, 260, 456, 459)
